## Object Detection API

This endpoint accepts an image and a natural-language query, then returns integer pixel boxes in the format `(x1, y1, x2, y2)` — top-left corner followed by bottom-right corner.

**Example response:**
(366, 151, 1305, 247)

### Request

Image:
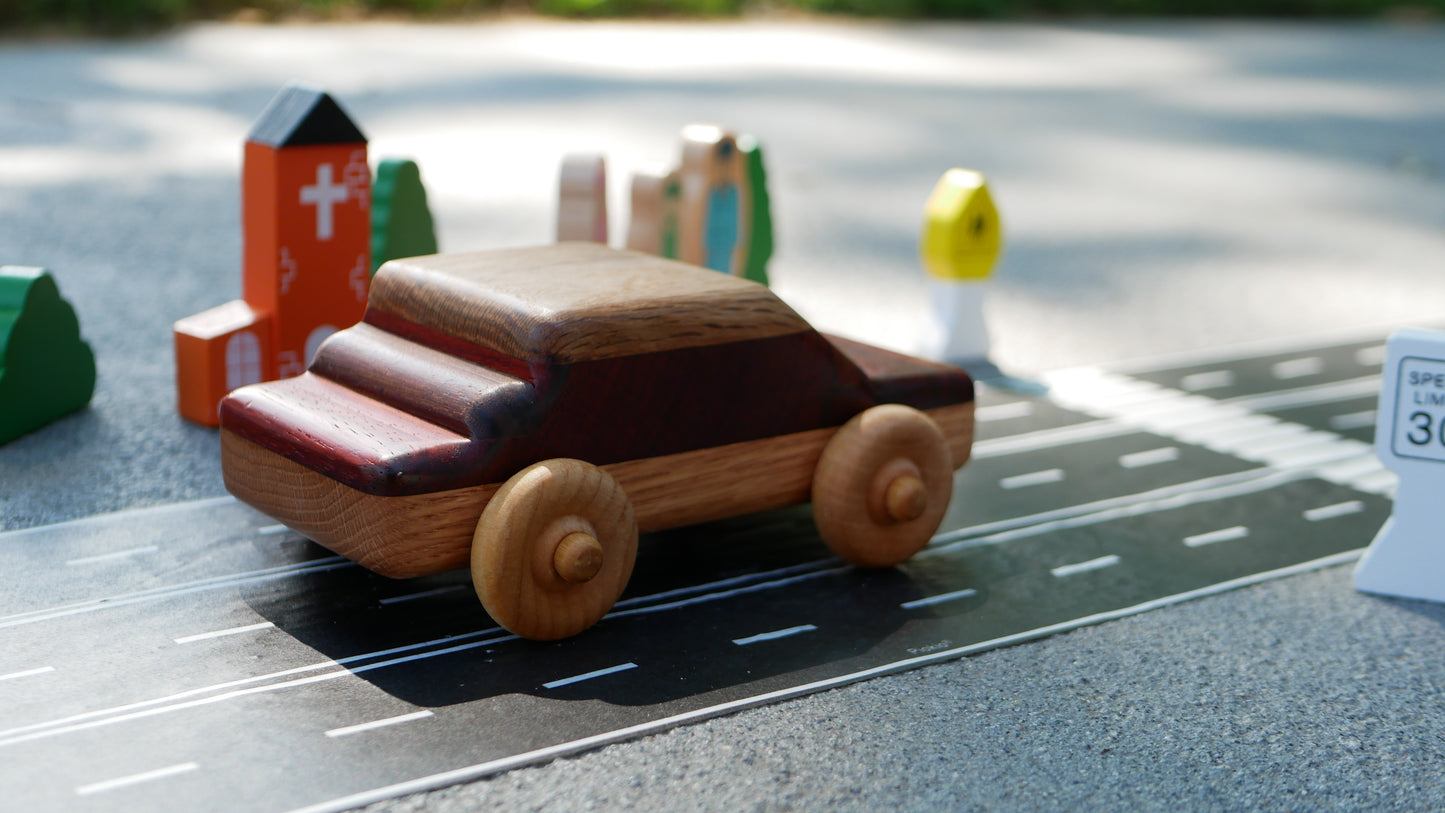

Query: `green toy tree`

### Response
(740, 135, 774, 287)
(0, 267, 96, 444)
(371, 158, 438, 273)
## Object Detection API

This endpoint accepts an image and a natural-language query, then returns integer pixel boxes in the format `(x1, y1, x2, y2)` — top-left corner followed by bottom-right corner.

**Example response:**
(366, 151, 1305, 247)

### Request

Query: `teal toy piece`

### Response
(0, 267, 96, 444)
(371, 158, 438, 273)
(704, 184, 739, 273)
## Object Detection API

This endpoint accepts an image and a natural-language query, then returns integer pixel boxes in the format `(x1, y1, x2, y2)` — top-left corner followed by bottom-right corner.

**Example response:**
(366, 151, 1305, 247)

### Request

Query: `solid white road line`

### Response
(733, 625, 817, 646)
(0, 556, 354, 630)
(0, 666, 55, 683)
(75, 762, 198, 796)
(174, 621, 276, 645)
(900, 588, 979, 610)
(544, 663, 638, 690)
(1304, 501, 1366, 522)
(1184, 526, 1250, 548)
(325, 710, 434, 738)
(1051, 555, 1120, 578)
(64, 546, 158, 566)
(256, 524, 289, 536)
(1000, 469, 1065, 490)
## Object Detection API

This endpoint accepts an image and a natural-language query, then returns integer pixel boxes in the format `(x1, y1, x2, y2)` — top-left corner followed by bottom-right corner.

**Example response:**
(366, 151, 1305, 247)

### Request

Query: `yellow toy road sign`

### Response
(920, 168, 1002, 283)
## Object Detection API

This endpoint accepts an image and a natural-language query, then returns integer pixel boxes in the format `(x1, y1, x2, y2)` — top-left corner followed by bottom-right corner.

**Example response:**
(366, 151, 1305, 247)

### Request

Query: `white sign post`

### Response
(1355, 327, 1445, 602)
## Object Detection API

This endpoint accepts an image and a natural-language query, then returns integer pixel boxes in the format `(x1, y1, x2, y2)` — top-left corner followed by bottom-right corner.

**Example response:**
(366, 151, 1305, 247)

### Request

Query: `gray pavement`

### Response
(2, 19, 1444, 810)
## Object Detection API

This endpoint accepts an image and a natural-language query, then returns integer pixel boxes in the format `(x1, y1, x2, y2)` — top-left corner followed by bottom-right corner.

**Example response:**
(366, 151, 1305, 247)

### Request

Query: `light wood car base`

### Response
(221, 402, 973, 580)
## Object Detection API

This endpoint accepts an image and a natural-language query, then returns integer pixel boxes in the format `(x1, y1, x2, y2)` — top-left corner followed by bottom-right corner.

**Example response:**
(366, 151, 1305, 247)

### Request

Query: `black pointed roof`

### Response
(246, 85, 366, 148)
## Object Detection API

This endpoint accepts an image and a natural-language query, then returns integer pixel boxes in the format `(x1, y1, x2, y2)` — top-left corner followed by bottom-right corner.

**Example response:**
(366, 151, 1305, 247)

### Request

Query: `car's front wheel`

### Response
(812, 404, 953, 568)
(472, 459, 638, 640)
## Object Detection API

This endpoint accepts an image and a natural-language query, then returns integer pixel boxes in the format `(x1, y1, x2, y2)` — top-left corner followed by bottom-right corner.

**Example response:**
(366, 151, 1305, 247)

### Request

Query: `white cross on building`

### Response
(300, 163, 349, 241)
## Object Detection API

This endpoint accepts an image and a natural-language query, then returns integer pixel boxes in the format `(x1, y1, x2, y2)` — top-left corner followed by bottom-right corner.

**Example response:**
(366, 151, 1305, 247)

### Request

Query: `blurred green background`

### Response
(3, 0, 1442, 34)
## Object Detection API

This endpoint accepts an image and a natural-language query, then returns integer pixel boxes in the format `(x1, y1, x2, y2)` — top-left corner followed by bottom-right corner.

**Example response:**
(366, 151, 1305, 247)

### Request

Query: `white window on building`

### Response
(225, 330, 263, 391)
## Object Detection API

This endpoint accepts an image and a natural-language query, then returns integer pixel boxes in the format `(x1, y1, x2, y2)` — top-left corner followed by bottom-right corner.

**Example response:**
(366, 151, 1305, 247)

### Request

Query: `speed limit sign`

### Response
(1356, 327, 1445, 602)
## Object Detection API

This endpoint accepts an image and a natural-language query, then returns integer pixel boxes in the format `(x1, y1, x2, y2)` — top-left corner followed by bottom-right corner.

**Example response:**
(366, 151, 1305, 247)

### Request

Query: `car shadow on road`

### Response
(240, 504, 991, 711)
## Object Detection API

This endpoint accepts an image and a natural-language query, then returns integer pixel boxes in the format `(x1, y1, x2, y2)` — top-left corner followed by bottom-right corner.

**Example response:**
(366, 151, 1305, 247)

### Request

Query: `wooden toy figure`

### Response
(557, 153, 608, 243)
(625, 165, 671, 256)
(372, 157, 438, 272)
(918, 168, 1002, 380)
(174, 85, 371, 426)
(677, 125, 750, 275)
(220, 243, 976, 641)
(0, 267, 95, 444)
(1355, 327, 1445, 603)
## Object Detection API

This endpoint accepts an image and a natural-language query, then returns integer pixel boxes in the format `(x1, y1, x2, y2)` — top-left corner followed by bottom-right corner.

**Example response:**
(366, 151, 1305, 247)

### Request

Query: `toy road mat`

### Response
(0, 331, 1397, 812)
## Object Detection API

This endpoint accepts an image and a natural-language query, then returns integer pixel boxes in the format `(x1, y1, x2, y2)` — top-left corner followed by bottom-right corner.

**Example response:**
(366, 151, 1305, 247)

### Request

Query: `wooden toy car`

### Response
(220, 243, 975, 640)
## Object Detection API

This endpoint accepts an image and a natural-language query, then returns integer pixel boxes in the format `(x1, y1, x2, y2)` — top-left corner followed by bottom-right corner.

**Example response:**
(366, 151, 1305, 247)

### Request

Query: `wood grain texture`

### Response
(308, 322, 537, 439)
(222, 328, 881, 496)
(368, 243, 805, 364)
(221, 402, 973, 580)
(825, 333, 974, 410)
(472, 459, 637, 640)
(811, 405, 954, 568)
(222, 429, 493, 578)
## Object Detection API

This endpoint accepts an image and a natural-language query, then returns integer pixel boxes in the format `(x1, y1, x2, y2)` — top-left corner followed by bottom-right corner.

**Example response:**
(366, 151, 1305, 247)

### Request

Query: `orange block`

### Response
(175, 86, 373, 426)
(174, 300, 273, 426)
(243, 140, 370, 378)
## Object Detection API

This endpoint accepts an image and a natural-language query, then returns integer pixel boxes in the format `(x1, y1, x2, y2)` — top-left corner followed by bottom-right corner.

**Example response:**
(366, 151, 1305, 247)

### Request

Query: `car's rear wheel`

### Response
(812, 404, 953, 568)
(472, 459, 638, 640)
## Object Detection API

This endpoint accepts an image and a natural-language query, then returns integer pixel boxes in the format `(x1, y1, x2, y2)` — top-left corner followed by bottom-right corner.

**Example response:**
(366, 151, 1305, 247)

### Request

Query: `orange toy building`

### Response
(175, 86, 371, 426)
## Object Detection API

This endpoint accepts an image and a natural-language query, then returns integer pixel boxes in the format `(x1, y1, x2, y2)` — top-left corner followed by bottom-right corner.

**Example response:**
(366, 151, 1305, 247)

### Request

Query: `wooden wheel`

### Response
(812, 404, 953, 568)
(473, 459, 638, 640)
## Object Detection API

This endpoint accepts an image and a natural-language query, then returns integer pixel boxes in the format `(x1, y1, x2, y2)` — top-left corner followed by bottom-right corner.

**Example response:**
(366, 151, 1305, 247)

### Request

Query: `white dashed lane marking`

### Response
(174, 622, 276, 645)
(1304, 501, 1366, 522)
(0, 666, 55, 683)
(325, 711, 434, 739)
(64, 546, 158, 566)
(1272, 356, 1325, 380)
(1180, 370, 1235, 392)
(1184, 526, 1250, 548)
(543, 663, 638, 690)
(732, 625, 817, 646)
(1051, 555, 1121, 578)
(378, 586, 468, 606)
(75, 763, 199, 796)
(1329, 410, 1376, 432)
(901, 588, 979, 610)
(1356, 345, 1387, 367)
(975, 402, 1035, 422)
(1118, 447, 1180, 469)
(1000, 469, 1065, 490)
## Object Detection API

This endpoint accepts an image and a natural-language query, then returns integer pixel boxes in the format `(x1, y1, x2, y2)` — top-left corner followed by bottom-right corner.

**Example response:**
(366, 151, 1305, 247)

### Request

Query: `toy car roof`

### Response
(369, 242, 809, 364)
